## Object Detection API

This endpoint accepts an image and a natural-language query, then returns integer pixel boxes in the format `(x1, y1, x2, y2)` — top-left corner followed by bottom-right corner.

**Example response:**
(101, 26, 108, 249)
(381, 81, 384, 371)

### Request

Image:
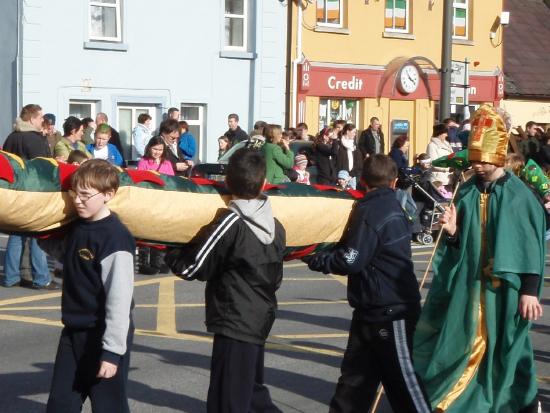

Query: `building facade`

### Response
(501, 0, 550, 129)
(0, 0, 288, 162)
(288, 0, 504, 160)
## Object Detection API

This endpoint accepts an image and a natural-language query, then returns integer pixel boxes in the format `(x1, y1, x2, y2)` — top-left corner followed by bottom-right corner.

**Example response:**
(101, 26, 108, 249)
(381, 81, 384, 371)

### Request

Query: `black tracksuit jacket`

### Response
(310, 187, 421, 322)
(165, 209, 286, 345)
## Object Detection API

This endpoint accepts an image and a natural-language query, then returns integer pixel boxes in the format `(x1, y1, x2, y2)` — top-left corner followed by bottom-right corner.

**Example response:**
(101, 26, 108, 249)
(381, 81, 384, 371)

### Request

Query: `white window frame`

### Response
(89, 0, 122, 42)
(180, 103, 206, 162)
(384, 0, 410, 34)
(224, 0, 248, 51)
(117, 104, 157, 160)
(452, 0, 469, 40)
(68, 99, 98, 120)
(316, 0, 344, 29)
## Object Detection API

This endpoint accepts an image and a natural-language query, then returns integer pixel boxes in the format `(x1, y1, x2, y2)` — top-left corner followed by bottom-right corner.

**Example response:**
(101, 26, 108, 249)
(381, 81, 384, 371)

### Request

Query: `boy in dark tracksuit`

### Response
(165, 148, 285, 413)
(40, 159, 135, 413)
(306, 154, 431, 413)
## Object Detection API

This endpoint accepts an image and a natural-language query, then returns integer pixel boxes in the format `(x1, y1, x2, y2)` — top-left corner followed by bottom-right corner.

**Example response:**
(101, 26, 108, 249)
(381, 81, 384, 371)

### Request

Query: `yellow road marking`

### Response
(0, 299, 349, 312)
(0, 291, 61, 307)
(273, 333, 348, 339)
(0, 313, 62, 327)
(284, 262, 307, 268)
(329, 274, 347, 286)
(267, 342, 343, 357)
(156, 278, 176, 335)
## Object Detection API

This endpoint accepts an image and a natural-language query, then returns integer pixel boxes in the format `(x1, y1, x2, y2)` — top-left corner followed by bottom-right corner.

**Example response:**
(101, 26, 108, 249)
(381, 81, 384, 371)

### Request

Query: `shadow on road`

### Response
(132, 342, 336, 407)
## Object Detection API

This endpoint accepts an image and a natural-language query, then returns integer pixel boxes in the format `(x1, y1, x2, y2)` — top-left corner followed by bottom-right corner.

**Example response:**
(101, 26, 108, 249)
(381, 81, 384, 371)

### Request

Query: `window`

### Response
(319, 99, 358, 131)
(316, 0, 344, 28)
(117, 104, 157, 160)
(453, 0, 469, 39)
(385, 0, 409, 33)
(224, 0, 247, 50)
(89, 0, 122, 42)
(180, 104, 206, 162)
(69, 100, 97, 119)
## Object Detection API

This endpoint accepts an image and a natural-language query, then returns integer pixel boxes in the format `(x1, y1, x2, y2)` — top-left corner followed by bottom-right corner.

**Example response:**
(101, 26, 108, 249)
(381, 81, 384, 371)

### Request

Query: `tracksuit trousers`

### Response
(207, 334, 282, 413)
(46, 326, 133, 413)
(329, 316, 432, 413)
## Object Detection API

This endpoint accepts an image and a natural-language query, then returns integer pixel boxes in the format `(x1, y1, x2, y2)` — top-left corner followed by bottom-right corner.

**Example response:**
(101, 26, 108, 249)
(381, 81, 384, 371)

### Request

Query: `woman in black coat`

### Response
(314, 127, 339, 185)
(335, 123, 363, 188)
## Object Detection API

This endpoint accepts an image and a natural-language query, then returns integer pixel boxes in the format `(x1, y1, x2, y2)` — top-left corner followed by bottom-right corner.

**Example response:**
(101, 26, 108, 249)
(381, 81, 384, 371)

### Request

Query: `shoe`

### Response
(20, 279, 33, 288)
(1, 281, 20, 288)
(138, 265, 159, 276)
(53, 268, 63, 279)
(31, 280, 61, 290)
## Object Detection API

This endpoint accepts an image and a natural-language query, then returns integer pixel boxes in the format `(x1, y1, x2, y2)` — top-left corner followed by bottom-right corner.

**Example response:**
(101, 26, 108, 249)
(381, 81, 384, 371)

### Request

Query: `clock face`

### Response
(398, 65, 420, 94)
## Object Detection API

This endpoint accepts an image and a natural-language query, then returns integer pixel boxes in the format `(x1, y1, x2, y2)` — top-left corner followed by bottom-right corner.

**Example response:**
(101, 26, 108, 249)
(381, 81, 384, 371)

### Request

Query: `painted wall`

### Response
(11, 0, 287, 162)
(0, 0, 18, 142)
(291, 0, 503, 71)
(289, 0, 503, 162)
(501, 99, 550, 128)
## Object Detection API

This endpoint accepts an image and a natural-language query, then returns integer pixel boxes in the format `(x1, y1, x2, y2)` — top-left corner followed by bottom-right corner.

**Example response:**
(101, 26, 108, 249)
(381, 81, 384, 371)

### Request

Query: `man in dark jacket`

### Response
(165, 148, 284, 413)
(224, 113, 249, 145)
(2, 104, 59, 290)
(358, 117, 385, 158)
(306, 154, 430, 413)
(158, 118, 191, 177)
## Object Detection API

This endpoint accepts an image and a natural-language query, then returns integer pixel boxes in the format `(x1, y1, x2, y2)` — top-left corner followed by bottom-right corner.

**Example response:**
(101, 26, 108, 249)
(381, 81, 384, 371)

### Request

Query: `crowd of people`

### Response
(0, 102, 547, 413)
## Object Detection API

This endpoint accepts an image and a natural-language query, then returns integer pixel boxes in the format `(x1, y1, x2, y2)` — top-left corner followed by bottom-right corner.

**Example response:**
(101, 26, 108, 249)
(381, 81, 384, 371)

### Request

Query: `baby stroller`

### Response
(399, 168, 447, 245)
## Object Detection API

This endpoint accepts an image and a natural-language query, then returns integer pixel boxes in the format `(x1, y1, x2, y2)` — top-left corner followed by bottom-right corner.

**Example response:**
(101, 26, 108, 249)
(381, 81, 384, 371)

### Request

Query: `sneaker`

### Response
(31, 280, 61, 290)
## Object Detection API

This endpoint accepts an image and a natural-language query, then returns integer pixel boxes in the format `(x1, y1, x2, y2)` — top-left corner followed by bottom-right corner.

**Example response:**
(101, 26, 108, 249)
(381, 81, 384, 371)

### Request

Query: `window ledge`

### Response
(314, 26, 350, 35)
(83, 41, 129, 52)
(382, 31, 415, 40)
(219, 50, 257, 60)
(452, 39, 474, 46)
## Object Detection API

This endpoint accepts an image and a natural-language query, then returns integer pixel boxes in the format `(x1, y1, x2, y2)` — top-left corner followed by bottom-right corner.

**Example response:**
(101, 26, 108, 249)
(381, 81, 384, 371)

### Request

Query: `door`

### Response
(117, 104, 157, 161)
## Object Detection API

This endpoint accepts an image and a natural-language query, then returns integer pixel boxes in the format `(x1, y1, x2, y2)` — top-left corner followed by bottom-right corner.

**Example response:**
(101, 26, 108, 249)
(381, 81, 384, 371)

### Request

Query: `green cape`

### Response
(414, 172, 545, 412)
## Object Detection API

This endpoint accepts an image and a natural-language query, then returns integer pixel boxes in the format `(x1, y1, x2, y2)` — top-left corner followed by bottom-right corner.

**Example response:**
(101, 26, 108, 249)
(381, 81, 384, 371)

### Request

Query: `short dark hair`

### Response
(168, 107, 179, 116)
(253, 120, 267, 133)
(82, 117, 94, 128)
(138, 113, 152, 124)
(178, 120, 189, 133)
(432, 123, 448, 137)
(67, 150, 89, 165)
(43, 113, 56, 125)
(228, 113, 239, 122)
(297, 122, 308, 130)
(71, 159, 119, 193)
(63, 116, 83, 137)
(20, 104, 42, 121)
(526, 121, 537, 129)
(159, 119, 179, 135)
(369, 117, 380, 124)
(443, 117, 456, 126)
(333, 119, 346, 128)
(226, 148, 266, 199)
(361, 154, 397, 189)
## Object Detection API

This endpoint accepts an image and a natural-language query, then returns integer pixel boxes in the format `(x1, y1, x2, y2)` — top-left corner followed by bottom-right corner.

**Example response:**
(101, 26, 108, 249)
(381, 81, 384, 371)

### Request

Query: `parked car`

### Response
(192, 139, 318, 183)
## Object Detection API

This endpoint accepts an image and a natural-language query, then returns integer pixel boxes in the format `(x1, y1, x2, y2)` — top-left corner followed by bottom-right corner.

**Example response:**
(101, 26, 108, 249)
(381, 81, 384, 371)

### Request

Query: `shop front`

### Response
(296, 59, 503, 161)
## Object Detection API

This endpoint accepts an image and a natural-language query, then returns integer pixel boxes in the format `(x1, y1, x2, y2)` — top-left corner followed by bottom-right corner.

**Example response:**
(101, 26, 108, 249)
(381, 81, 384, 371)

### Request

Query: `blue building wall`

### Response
(0, 0, 19, 142)
(12, 0, 288, 162)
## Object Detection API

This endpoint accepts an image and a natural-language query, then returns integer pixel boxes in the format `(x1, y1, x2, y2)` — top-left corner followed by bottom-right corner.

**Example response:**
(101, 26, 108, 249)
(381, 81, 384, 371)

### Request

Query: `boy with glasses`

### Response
(40, 159, 135, 413)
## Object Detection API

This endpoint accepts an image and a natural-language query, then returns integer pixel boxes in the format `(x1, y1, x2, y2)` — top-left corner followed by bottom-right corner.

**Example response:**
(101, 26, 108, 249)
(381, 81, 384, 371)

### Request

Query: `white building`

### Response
(0, 0, 288, 162)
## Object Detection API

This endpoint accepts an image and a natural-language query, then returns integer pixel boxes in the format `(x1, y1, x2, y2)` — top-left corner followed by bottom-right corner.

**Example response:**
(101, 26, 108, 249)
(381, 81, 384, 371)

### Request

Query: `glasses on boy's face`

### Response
(68, 190, 101, 203)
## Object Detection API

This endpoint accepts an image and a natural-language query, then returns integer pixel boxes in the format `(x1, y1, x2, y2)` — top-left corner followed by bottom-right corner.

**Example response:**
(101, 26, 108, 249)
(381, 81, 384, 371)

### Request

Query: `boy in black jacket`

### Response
(40, 159, 135, 413)
(165, 148, 285, 413)
(306, 154, 431, 413)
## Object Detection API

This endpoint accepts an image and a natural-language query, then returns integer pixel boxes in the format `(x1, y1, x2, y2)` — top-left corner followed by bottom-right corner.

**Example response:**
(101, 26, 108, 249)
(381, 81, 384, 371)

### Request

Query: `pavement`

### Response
(0, 234, 549, 412)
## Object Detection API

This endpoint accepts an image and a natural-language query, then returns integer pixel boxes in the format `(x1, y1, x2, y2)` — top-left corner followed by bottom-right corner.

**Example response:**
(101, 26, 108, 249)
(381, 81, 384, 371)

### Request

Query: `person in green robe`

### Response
(414, 104, 545, 413)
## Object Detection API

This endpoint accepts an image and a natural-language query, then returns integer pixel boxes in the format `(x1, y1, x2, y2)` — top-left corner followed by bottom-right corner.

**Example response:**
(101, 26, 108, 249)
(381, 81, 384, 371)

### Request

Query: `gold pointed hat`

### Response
(467, 104, 509, 167)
